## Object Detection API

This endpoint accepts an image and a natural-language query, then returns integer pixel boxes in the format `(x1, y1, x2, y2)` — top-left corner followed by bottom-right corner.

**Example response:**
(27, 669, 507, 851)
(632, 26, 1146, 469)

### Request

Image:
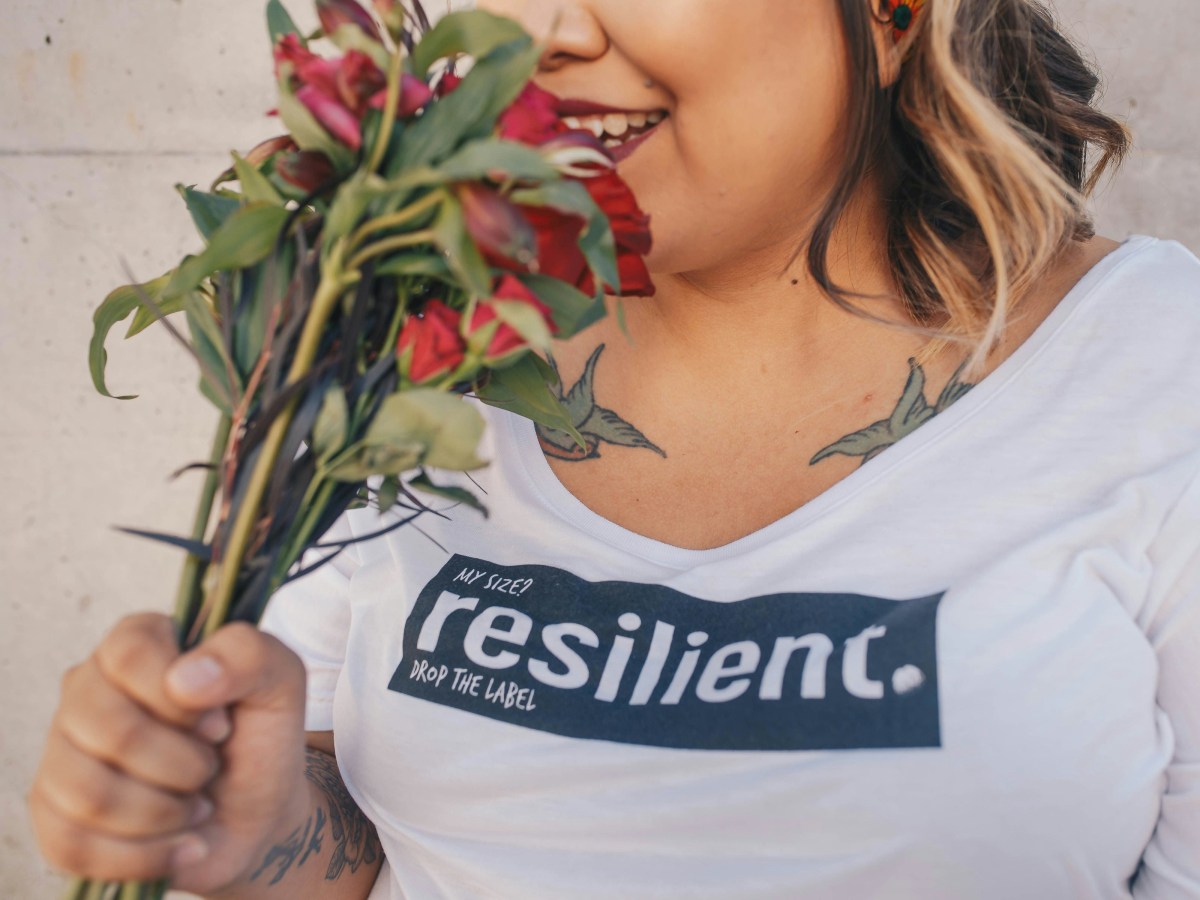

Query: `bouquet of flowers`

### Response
(74, 1, 651, 895)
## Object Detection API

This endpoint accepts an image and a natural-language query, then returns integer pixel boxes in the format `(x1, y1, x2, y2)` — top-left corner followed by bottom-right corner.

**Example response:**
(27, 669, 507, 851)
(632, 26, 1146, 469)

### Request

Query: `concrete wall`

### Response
(2, 0, 1196, 894)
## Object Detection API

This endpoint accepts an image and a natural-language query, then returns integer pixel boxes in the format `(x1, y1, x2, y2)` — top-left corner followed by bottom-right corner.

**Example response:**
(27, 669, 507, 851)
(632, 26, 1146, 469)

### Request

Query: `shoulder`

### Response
(1054, 234, 1200, 379)
(1092, 233, 1200, 316)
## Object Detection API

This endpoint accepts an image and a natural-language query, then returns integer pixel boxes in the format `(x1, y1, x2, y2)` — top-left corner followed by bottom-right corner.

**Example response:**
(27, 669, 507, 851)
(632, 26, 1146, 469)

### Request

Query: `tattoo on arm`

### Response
(250, 748, 382, 886)
(537, 343, 666, 461)
(810, 357, 976, 467)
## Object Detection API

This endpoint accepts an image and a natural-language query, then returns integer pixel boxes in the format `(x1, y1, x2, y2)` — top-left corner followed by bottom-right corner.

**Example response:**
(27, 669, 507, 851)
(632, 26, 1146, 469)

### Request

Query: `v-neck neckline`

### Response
(501, 235, 1156, 569)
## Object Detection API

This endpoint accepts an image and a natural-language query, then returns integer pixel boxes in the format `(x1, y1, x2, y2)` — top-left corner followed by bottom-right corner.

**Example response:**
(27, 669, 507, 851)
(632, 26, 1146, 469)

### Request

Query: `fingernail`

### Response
(189, 795, 214, 826)
(196, 707, 232, 743)
(172, 835, 209, 868)
(168, 656, 222, 694)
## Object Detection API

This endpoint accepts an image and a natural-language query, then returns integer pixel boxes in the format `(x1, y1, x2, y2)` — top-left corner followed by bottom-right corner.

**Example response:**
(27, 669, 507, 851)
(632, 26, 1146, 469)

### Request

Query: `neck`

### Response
(611, 190, 924, 385)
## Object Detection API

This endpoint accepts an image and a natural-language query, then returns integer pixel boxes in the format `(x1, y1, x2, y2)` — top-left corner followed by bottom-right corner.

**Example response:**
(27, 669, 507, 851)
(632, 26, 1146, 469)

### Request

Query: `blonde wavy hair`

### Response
(800, 0, 1132, 377)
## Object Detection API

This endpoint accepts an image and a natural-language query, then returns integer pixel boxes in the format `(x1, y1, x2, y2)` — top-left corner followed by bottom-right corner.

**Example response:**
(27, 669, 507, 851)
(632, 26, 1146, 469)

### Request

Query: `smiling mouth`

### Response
(561, 110, 669, 149)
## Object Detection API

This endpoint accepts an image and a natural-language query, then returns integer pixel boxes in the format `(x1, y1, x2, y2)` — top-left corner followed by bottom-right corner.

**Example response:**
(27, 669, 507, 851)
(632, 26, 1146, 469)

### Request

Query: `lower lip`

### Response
(609, 120, 664, 163)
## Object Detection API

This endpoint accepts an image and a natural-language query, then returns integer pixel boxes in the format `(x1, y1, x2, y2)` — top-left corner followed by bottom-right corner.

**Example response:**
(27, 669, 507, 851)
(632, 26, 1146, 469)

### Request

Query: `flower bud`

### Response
(316, 0, 383, 43)
(457, 183, 538, 268)
(397, 300, 467, 384)
(466, 276, 557, 365)
(371, 0, 407, 39)
(296, 84, 365, 150)
(244, 135, 298, 167)
(275, 150, 336, 193)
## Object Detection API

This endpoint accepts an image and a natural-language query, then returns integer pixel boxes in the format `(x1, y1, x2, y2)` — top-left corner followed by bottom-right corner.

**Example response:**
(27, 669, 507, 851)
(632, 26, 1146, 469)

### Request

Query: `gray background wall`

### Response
(2, 0, 1196, 894)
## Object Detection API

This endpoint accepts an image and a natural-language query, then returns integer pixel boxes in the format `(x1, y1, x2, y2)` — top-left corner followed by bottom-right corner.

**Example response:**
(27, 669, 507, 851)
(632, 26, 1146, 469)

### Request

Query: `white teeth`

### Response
(562, 110, 668, 143)
(602, 113, 629, 137)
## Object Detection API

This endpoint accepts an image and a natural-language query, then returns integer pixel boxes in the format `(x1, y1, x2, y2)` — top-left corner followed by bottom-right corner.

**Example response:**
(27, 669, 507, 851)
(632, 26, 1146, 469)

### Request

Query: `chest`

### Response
(544, 407, 870, 551)
(332, 532, 1166, 898)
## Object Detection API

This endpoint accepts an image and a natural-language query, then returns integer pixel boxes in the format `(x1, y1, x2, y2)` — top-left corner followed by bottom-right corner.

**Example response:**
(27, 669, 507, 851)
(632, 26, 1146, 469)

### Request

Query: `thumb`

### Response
(164, 622, 306, 715)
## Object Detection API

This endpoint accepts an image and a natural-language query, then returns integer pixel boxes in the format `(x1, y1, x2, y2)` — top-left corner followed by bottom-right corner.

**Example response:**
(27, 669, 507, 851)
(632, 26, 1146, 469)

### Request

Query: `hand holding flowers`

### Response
(64, 2, 653, 896)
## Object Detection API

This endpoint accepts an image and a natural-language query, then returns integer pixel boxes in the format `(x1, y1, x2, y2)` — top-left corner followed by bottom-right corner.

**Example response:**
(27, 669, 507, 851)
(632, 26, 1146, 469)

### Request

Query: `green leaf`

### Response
(267, 0, 305, 46)
(476, 353, 583, 442)
(325, 389, 487, 480)
(324, 172, 383, 244)
(232, 152, 284, 205)
(232, 242, 293, 377)
(437, 139, 560, 183)
(432, 193, 493, 298)
(376, 474, 401, 512)
(275, 75, 354, 171)
(518, 274, 600, 339)
(410, 9, 530, 77)
(197, 372, 234, 415)
(408, 471, 488, 516)
(391, 40, 540, 174)
(326, 23, 389, 69)
(184, 292, 240, 407)
(177, 185, 241, 240)
(125, 291, 186, 339)
(165, 203, 292, 300)
(313, 385, 350, 458)
(89, 272, 173, 399)
(492, 299, 553, 350)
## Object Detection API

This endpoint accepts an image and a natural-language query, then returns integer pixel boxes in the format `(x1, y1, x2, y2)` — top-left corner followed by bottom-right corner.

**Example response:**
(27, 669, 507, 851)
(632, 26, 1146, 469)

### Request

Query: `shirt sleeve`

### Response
(1132, 465, 1200, 899)
(259, 510, 363, 732)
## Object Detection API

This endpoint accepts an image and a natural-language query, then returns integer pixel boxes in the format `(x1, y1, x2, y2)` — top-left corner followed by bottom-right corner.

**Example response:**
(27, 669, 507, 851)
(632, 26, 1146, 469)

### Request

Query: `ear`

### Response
(868, 0, 905, 89)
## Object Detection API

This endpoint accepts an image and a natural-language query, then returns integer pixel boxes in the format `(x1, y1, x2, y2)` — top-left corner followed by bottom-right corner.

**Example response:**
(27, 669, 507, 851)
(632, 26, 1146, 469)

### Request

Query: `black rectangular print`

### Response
(388, 555, 943, 751)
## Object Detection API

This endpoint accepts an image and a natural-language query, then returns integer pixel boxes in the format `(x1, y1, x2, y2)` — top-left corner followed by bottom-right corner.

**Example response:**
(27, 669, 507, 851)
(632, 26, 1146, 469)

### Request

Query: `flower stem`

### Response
(173, 413, 232, 645)
(365, 39, 405, 176)
(274, 476, 337, 596)
(346, 191, 443, 254)
(346, 229, 435, 271)
(200, 246, 351, 638)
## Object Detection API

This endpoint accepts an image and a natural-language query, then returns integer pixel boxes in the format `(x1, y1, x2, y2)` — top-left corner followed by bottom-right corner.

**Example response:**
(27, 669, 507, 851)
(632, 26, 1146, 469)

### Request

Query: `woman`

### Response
(30, 0, 1200, 897)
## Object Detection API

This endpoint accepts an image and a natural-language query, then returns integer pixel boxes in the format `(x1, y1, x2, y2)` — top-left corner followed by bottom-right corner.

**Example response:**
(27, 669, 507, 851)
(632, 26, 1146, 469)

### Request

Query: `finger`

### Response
(164, 622, 307, 715)
(30, 792, 207, 883)
(57, 661, 220, 793)
(34, 729, 212, 839)
(94, 612, 198, 729)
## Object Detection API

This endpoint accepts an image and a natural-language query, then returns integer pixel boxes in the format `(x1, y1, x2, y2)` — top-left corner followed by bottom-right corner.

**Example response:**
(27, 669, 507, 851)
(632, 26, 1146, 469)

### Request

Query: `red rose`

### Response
(482, 83, 655, 297)
(396, 300, 466, 383)
(467, 276, 557, 364)
(577, 169, 654, 297)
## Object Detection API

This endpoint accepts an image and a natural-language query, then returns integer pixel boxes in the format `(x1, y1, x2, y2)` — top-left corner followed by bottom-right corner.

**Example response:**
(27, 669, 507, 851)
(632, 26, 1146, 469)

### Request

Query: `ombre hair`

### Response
(802, 0, 1131, 376)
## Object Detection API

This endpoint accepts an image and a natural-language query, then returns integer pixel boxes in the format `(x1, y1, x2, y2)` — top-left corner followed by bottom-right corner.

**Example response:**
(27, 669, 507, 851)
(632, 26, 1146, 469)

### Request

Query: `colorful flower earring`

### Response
(888, 0, 925, 43)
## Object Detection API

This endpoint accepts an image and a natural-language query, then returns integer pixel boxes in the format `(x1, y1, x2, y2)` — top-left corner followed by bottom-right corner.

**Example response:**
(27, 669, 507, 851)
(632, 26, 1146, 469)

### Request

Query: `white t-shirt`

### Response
(262, 234, 1200, 899)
